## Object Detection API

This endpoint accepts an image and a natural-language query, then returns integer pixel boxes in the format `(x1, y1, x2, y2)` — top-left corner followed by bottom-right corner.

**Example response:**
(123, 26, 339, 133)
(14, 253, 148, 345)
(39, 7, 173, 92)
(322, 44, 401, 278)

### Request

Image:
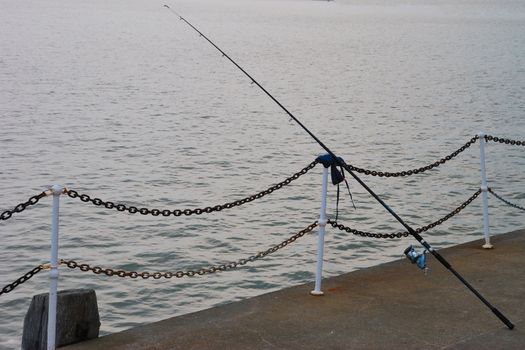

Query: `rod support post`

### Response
(478, 132, 493, 249)
(311, 166, 329, 296)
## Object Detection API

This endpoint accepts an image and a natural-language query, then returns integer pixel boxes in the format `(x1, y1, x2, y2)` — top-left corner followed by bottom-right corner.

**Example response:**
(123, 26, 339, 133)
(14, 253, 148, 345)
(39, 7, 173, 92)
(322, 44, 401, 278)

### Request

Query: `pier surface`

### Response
(62, 230, 525, 349)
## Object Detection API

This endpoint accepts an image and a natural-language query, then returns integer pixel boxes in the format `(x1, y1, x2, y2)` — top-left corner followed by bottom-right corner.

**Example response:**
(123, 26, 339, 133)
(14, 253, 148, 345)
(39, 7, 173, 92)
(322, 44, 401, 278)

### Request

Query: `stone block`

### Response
(22, 289, 100, 350)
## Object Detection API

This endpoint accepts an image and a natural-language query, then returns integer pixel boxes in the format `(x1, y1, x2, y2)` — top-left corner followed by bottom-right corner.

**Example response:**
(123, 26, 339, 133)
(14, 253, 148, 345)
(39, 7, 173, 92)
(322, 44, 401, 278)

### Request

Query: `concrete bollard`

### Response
(22, 289, 100, 350)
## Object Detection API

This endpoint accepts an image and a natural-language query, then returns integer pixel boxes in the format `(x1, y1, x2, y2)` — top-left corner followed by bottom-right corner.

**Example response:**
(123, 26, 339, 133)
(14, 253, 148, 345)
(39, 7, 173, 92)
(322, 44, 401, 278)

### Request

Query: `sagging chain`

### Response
(344, 136, 479, 177)
(62, 221, 318, 279)
(1, 191, 49, 221)
(328, 189, 482, 238)
(485, 135, 525, 146)
(413, 188, 481, 232)
(65, 160, 319, 216)
(327, 219, 410, 239)
(488, 188, 525, 212)
(0, 263, 50, 297)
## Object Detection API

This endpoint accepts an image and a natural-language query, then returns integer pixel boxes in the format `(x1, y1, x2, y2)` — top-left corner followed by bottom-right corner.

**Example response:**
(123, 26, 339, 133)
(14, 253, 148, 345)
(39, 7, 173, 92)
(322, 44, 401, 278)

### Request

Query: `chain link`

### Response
(1, 191, 48, 221)
(61, 221, 318, 279)
(0, 264, 47, 297)
(344, 136, 479, 177)
(65, 160, 319, 216)
(484, 135, 525, 146)
(488, 188, 525, 212)
(328, 189, 481, 238)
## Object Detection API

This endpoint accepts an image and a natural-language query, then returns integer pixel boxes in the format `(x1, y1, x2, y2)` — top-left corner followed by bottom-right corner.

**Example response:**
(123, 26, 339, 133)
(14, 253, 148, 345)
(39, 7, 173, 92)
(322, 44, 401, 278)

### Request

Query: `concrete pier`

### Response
(61, 229, 525, 349)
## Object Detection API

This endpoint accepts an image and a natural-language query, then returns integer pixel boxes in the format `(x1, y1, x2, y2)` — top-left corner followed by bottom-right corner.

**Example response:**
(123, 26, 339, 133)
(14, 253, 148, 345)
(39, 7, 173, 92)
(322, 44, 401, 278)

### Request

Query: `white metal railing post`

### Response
(311, 166, 329, 296)
(478, 132, 493, 249)
(47, 184, 62, 350)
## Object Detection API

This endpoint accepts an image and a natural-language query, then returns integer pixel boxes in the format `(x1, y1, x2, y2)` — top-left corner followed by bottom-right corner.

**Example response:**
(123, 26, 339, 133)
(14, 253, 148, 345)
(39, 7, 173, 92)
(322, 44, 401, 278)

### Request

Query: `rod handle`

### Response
(492, 308, 515, 330)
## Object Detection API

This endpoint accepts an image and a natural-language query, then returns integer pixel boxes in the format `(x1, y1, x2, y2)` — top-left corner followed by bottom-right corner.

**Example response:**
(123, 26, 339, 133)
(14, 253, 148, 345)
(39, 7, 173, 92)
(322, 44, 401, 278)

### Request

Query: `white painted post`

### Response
(47, 184, 62, 350)
(478, 132, 493, 249)
(311, 166, 329, 296)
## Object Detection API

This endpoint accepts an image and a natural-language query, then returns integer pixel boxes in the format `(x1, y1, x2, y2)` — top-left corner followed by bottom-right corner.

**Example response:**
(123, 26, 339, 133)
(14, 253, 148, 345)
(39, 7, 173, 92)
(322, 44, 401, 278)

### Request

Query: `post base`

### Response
(310, 290, 324, 296)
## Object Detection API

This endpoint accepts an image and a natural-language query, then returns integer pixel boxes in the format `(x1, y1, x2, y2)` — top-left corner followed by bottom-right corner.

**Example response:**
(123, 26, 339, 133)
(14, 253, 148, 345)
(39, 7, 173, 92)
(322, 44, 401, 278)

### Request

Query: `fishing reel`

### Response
(404, 245, 428, 274)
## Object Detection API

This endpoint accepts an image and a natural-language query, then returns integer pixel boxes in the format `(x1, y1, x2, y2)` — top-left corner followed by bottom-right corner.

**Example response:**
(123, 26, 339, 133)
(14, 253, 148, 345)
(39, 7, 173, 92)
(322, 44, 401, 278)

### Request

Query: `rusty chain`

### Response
(1, 191, 49, 221)
(484, 135, 525, 146)
(0, 135, 492, 222)
(327, 219, 411, 239)
(61, 221, 318, 279)
(328, 189, 482, 238)
(0, 264, 49, 297)
(344, 136, 479, 177)
(0, 188, 485, 293)
(488, 188, 525, 212)
(65, 160, 319, 216)
(61, 136, 488, 217)
(1, 135, 520, 222)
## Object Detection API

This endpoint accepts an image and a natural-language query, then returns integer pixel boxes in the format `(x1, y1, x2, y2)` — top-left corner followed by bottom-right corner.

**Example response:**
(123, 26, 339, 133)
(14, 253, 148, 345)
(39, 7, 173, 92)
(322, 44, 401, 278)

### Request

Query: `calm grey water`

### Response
(1, 0, 525, 348)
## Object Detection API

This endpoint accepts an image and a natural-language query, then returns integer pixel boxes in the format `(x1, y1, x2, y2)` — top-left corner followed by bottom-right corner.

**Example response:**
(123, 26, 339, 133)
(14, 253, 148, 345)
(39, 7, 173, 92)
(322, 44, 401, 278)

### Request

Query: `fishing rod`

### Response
(163, 5, 514, 330)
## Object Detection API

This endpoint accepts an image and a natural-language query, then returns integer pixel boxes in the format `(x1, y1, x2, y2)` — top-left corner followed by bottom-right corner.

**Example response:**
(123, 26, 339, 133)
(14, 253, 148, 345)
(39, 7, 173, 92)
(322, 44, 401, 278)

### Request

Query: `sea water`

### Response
(1, 0, 524, 348)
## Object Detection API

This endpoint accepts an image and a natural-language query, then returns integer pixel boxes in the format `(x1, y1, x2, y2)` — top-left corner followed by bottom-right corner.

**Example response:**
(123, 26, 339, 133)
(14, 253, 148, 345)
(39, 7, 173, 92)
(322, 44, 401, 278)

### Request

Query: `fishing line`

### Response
(163, 4, 514, 329)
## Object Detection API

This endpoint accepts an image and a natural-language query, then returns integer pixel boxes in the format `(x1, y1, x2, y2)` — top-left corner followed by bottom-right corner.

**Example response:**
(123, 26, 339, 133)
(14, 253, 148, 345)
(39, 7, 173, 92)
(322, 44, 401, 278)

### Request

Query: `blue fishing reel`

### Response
(404, 245, 428, 274)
